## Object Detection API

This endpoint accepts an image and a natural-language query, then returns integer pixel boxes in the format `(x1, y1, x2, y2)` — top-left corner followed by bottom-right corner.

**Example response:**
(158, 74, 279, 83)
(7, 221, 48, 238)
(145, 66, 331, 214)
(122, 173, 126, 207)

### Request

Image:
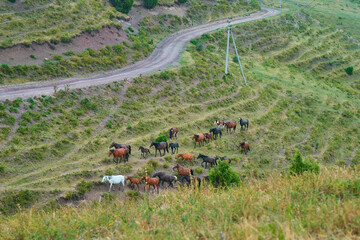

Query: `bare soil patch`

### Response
(0, 25, 128, 66)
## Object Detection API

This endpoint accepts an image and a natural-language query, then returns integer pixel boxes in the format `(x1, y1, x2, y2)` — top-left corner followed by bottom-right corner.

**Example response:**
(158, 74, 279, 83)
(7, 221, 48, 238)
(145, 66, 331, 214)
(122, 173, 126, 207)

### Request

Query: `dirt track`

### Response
(0, 7, 280, 101)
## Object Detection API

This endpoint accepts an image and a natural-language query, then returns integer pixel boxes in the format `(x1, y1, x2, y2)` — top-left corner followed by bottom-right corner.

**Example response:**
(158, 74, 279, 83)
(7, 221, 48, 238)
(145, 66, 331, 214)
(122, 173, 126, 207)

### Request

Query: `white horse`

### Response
(101, 175, 126, 192)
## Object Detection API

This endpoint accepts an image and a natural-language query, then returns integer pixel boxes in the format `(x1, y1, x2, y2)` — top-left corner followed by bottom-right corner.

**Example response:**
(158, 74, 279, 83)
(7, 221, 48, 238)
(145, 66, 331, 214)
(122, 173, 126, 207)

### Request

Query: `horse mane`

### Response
(110, 149, 115, 152)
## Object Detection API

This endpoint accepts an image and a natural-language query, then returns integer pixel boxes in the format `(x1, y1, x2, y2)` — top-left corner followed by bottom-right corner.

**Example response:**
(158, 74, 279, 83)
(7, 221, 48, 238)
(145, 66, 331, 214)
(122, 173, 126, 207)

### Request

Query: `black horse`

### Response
(180, 174, 202, 188)
(216, 156, 232, 164)
(209, 127, 222, 140)
(152, 172, 177, 187)
(238, 117, 249, 130)
(169, 142, 179, 154)
(149, 141, 169, 157)
(197, 154, 217, 169)
(109, 142, 132, 155)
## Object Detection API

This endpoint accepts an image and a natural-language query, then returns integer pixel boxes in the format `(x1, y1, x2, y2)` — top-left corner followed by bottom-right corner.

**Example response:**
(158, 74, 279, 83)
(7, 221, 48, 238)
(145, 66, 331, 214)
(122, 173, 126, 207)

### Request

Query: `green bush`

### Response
(110, 0, 134, 14)
(8, 0, 16, 3)
(178, 0, 187, 3)
(144, 0, 158, 9)
(345, 66, 353, 75)
(289, 150, 320, 175)
(30, 54, 36, 59)
(76, 180, 93, 195)
(164, 156, 172, 162)
(209, 161, 240, 187)
(233, 56, 238, 62)
(163, 162, 170, 168)
(194, 166, 204, 174)
(147, 159, 159, 169)
(0, 165, 4, 174)
(0, 190, 37, 214)
(156, 134, 167, 142)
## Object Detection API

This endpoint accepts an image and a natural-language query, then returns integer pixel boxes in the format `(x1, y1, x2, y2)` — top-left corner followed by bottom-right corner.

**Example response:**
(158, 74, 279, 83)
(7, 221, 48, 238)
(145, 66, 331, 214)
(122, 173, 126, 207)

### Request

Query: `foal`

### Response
(173, 164, 193, 176)
(140, 175, 159, 193)
(126, 176, 141, 191)
(139, 146, 151, 159)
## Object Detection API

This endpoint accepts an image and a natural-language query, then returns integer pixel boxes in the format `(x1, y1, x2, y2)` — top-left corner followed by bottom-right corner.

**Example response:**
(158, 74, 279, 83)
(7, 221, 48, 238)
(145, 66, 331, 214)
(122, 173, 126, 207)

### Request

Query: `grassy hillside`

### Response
(0, 0, 359, 238)
(1, 168, 359, 239)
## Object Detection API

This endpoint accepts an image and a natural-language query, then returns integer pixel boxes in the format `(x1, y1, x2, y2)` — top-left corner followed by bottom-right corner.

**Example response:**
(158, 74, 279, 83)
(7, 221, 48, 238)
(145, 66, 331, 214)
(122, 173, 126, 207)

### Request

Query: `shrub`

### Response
(233, 56, 238, 62)
(163, 162, 170, 168)
(156, 134, 167, 142)
(8, 0, 16, 3)
(76, 180, 93, 195)
(196, 43, 204, 51)
(178, 0, 187, 3)
(144, 0, 158, 9)
(209, 161, 240, 187)
(0, 190, 37, 214)
(194, 166, 204, 174)
(164, 156, 172, 162)
(110, 0, 134, 14)
(345, 66, 353, 76)
(147, 159, 159, 169)
(30, 54, 36, 59)
(289, 150, 320, 175)
(126, 190, 143, 201)
(0, 165, 4, 174)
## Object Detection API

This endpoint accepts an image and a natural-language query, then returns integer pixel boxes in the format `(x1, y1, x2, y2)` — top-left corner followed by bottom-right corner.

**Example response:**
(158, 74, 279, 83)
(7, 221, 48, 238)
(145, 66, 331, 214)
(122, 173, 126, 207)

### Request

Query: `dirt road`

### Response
(0, 7, 280, 101)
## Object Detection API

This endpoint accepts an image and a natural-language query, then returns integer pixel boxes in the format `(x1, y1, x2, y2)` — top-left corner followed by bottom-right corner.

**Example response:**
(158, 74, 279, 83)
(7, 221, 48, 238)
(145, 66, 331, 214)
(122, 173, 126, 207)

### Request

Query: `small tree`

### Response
(290, 149, 320, 175)
(209, 161, 240, 187)
(110, 0, 134, 14)
(144, 0, 158, 9)
(345, 66, 353, 76)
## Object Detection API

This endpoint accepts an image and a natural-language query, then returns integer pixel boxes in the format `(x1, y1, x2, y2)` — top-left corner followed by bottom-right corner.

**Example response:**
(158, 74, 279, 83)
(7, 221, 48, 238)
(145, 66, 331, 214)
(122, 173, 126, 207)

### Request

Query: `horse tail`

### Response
(166, 142, 169, 153)
(129, 145, 131, 155)
(174, 176, 177, 183)
(190, 169, 194, 176)
(169, 128, 172, 139)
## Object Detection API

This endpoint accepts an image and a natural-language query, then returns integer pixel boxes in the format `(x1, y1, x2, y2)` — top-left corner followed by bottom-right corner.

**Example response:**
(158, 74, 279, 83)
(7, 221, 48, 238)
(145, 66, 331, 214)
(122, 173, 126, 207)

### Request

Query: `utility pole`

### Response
(224, 18, 247, 86)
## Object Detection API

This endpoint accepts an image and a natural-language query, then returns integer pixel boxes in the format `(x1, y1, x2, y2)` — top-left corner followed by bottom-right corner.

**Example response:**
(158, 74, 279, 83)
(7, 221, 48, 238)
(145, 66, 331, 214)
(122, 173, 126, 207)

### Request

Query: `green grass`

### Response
(0, 167, 359, 238)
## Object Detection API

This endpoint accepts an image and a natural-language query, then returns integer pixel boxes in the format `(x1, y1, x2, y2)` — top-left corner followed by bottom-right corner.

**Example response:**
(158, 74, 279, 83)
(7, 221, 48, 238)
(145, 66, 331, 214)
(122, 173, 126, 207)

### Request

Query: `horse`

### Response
(216, 156, 232, 164)
(149, 141, 169, 157)
(169, 142, 179, 154)
(224, 121, 237, 133)
(169, 127, 178, 140)
(139, 146, 151, 159)
(204, 132, 213, 143)
(101, 175, 125, 192)
(197, 154, 217, 169)
(214, 120, 225, 128)
(109, 149, 129, 164)
(126, 176, 141, 191)
(192, 134, 205, 148)
(180, 174, 202, 188)
(176, 153, 194, 165)
(140, 175, 159, 193)
(152, 172, 177, 187)
(173, 164, 193, 176)
(238, 142, 250, 154)
(209, 127, 222, 140)
(109, 142, 132, 155)
(238, 118, 249, 130)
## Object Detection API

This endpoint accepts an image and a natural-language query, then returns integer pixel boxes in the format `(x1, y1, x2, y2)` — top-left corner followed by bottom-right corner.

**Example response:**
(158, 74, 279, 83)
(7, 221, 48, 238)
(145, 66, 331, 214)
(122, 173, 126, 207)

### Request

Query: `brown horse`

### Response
(170, 127, 178, 140)
(192, 134, 205, 148)
(204, 132, 213, 143)
(214, 120, 225, 128)
(173, 164, 193, 176)
(224, 121, 237, 133)
(126, 176, 141, 191)
(140, 175, 159, 193)
(238, 142, 250, 154)
(109, 149, 129, 164)
(139, 146, 151, 159)
(176, 153, 194, 165)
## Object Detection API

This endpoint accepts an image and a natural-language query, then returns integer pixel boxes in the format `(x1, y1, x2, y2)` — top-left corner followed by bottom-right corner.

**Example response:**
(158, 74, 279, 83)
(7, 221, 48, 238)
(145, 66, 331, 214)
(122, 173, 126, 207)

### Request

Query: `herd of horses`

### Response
(104, 118, 251, 193)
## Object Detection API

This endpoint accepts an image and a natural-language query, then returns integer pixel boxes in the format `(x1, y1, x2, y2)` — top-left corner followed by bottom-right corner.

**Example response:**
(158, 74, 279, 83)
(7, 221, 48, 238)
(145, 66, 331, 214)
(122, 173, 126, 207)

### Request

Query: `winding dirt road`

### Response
(0, 7, 280, 101)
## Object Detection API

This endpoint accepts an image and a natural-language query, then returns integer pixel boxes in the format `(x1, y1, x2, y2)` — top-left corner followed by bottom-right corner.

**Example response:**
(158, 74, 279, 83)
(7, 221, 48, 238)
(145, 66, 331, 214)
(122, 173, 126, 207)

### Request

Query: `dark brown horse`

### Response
(109, 142, 132, 154)
(192, 134, 205, 148)
(173, 164, 193, 176)
(109, 149, 129, 164)
(149, 141, 169, 157)
(126, 176, 141, 190)
(169, 127, 178, 140)
(224, 121, 237, 133)
(176, 153, 194, 165)
(139, 146, 151, 159)
(204, 132, 213, 143)
(238, 142, 250, 154)
(140, 175, 159, 193)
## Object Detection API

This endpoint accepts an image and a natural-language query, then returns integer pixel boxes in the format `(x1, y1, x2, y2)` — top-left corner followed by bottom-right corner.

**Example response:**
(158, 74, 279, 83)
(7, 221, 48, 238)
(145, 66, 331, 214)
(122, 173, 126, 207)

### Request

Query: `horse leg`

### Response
(109, 183, 113, 192)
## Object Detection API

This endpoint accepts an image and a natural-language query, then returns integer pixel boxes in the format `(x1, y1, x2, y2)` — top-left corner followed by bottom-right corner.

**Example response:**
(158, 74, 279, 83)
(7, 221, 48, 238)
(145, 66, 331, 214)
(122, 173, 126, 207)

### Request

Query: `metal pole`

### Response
(225, 18, 231, 74)
(231, 31, 247, 86)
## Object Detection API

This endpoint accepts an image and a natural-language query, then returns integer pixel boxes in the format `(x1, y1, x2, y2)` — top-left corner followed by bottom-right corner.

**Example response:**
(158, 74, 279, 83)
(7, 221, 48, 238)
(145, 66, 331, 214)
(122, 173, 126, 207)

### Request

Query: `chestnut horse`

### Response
(109, 142, 132, 154)
(173, 164, 193, 176)
(126, 176, 141, 190)
(192, 134, 205, 148)
(109, 149, 129, 164)
(214, 120, 225, 128)
(238, 142, 250, 154)
(169, 127, 178, 140)
(204, 132, 213, 143)
(224, 121, 237, 133)
(176, 153, 194, 165)
(140, 175, 159, 193)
